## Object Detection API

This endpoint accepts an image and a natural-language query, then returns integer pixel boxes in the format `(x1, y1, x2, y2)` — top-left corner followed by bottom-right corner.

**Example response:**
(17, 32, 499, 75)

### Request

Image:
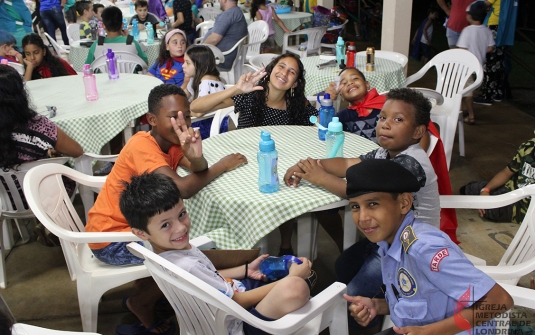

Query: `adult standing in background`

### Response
(202, 0, 247, 71)
(149, 0, 167, 20)
(40, 0, 69, 45)
(172, 0, 195, 43)
(0, 0, 32, 49)
(63, 0, 77, 24)
(437, 0, 473, 48)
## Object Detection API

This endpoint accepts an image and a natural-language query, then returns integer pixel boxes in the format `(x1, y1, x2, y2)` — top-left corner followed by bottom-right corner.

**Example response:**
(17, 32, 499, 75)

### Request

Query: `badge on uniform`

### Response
(400, 225, 418, 253)
(397, 267, 417, 297)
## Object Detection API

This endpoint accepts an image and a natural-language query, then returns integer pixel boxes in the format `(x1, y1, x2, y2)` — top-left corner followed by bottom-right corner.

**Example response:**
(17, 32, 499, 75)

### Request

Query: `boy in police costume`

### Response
(343, 159, 513, 334)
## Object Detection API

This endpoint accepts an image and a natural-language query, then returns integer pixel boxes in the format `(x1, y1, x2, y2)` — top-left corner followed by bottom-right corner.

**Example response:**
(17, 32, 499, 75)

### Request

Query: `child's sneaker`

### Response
(474, 97, 492, 106)
(492, 95, 503, 102)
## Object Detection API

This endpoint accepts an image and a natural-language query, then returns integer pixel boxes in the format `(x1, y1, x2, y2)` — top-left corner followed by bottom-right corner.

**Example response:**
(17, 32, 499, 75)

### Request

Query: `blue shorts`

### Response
(91, 241, 144, 266)
(240, 279, 276, 335)
(446, 28, 461, 47)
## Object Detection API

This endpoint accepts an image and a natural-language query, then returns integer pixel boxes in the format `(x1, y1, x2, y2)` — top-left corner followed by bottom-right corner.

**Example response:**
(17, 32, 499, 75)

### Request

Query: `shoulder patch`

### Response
(430, 248, 449, 272)
(400, 225, 418, 253)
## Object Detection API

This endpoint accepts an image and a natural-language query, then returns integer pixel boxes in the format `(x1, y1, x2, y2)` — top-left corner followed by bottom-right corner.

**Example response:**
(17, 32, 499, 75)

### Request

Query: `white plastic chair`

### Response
(23, 164, 149, 332)
(357, 50, 408, 68)
(199, 43, 225, 65)
(0, 157, 69, 289)
(440, 184, 535, 285)
(219, 35, 248, 85)
(209, 106, 239, 137)
(44, 32, 70, 60)
(248, 53, 278, 70)
(198, 8, 221, 21)
(282, 27, 328, 58)
(98, 0, 114, 6)
(7, 62, 25, 76)
(12, 324, 102, 335)
(405, 49, 483, 170)
(320, 19, 348, 53)
(67, 23, 80, 44)
(91, 51, 148, 74)
(245, 20, 269, 62)
(127, 241, 349, 335)
(194, 20, 215, 44)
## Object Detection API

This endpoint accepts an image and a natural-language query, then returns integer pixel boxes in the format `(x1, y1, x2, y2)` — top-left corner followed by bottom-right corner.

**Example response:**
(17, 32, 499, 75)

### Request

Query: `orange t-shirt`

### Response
(86, 132, 184, 249)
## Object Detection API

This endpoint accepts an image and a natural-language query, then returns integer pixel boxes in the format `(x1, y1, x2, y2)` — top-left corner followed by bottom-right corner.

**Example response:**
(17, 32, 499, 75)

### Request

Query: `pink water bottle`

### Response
(346, 42, 356, 68)
(83, 64, 98, 101)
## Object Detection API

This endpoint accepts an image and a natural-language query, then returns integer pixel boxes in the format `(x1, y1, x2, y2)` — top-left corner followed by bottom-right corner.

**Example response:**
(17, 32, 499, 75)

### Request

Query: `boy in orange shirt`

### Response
(86, 84, 247, 335)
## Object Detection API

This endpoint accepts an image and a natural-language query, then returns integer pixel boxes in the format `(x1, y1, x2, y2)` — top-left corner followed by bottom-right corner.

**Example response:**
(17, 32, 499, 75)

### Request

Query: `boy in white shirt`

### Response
(456, 0, 495, 125)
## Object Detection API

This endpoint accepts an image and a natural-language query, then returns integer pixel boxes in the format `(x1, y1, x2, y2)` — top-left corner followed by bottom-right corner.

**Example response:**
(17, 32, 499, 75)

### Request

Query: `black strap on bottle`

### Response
(97, 35, 105, 45)
(126, 35, 134, 45)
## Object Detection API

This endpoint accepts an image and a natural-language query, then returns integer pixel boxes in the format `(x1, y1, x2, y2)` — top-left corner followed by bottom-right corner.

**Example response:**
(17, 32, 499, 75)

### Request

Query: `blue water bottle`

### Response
(132, 19, 139, 41)
(130, 0, 134, 14)
(259, 255, 303, 281)
(145, 23, 154, 45)
(318, 93, 335, 141)
(325, 117, 345, 158)
(122, 18, 128, 31)
(335, 36, 345, 67)
(257, 131, 279, 194)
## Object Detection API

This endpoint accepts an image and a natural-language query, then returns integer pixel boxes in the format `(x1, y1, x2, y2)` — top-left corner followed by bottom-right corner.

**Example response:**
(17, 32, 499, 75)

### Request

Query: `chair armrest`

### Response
(499, 283, 535, 309)
(45, 227, 140, 243)
(440, 185, 535, 209)
(476, 257, 535, 282)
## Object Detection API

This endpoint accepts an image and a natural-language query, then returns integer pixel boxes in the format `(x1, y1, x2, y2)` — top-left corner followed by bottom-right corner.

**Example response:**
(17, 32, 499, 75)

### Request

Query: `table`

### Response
(26, 74, 163, 154)
(68, 31, 160, 72)
(178, 125, 378, 255)
(301, 55, 407, 97)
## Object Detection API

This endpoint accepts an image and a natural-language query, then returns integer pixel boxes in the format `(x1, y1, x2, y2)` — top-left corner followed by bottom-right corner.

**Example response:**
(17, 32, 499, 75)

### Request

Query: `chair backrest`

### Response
(327, 19, 348, 32)
(220, 35, 247, 85)
(196, 20, 215, 39)
(67, 23, 80, 44)
(99, 0, 114, 6)
(198, 8, 221, 21)
(301, 27, 328, 56)
(44, 32, 69, 59)
(356, 50, 408, 68)
(7, 62, 25, 76)
(209, 106, 238, 137)
(248, 53, 278, 70)
(200, 44, 225, 65)
(0, 157, 70, 217)
(245, 20, 269, 60)
(91, 51, 148, 74)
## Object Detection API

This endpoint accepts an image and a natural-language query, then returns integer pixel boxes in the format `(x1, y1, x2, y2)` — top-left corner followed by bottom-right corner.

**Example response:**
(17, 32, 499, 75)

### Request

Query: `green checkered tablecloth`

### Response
(26, 74, 163, 155)
(69, 36, 160, 72)
(178, 125, 378, 249)
(301, 55, 406, 97)
(273, 12, 313, 46)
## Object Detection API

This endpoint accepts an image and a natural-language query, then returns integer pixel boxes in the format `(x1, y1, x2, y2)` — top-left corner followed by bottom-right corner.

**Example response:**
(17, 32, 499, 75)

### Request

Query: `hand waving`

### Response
(171, 111, 202, 160)
(235, 68, 267, 94)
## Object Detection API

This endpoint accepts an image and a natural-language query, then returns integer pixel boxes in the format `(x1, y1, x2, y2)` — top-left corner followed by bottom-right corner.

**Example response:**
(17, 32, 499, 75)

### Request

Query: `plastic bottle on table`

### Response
(317, 93, 335, 141)
(130, 0, 134, 14)
(132, 19, 139, 41)
(345, 41, 356, 68)
(259, 255, 302, 281)
(325, 117, 344, 158)
(335, 36, 345, 67)
(145, 23, 154, 45)
(82, 64, 98, 101)
(97, 21, 106, 37)
(122, 18, 128, 31)
(105, 49, 119, 80)
(257, 130, 279, 194)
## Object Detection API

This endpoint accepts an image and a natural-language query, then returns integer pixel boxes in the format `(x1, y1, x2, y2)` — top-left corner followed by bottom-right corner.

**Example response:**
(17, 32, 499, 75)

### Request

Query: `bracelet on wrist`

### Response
(480, 187, 490, 194)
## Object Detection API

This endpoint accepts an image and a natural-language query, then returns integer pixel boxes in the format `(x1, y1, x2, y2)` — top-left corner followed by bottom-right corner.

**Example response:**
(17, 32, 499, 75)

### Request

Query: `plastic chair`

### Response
(244, 20, 269, 62)
(67, 23, 80, 44)
(320, 19, 348, 53)
(12, 324, 102, 335)
(23, 164, 149, 332)
(199, 43, 225, 65)
(248, 53, 278, 70)
(194, 20, 215, 44)
(0, 157, 70, 288)
(440, 184, 535, 285)
(209, 106, 239, 137)
(99, 0, 114, 6)
(44, 32, 70, 60)
(90, 51, 148, 74)
(127, 241, 349, 335)
(282, 27, 328, 58)
(219, 35, 248, 85)
(198, 8, 221, 21)
(357, 50, 408, 68)
(405, 49, 483, 170)
(7, 62, 25, 76)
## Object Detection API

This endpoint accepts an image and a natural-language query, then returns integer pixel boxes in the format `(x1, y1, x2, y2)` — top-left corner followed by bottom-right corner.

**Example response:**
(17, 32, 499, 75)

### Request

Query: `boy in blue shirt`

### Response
(344, 159, 513, 334)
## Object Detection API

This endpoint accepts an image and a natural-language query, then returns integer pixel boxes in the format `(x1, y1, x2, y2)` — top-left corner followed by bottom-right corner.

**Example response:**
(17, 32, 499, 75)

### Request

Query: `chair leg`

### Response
(2, 219, 14, 251)
(458, 116, 465, 157)
(296, 212, 318, 261)
(343, 205, 357, 251)
(77, 279, 100, 332)
(0, 220, 6, 289)
(14, 219, 31, 244)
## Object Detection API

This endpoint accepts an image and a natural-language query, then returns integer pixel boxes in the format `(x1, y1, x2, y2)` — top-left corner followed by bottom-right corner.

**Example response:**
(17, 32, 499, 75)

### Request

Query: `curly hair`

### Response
(250, 53, 307, 126)
(148, 84, 188, 115)
(0, 65, 38, 169)
(185, 45, 220, 100)
(338, 67, 366, 81)
(22, 33, 70, 80)
(386, 88, 431, 128)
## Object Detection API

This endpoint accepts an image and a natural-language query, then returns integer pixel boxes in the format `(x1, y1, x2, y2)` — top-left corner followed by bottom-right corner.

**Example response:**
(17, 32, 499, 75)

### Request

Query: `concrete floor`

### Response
(4, 40, 535, 333)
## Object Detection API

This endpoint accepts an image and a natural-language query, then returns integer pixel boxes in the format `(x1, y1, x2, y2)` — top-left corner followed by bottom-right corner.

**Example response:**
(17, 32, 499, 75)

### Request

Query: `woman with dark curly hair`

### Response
(21, 33, 76, 81)
(190, 52, 317, 129)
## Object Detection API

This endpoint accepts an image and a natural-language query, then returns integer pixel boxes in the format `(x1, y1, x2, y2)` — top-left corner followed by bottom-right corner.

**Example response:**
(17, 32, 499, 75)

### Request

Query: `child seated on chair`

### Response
(76, 1, 94, 40)
(121, 172, 316, 335)
(85, 84, 247, 335)
(284, 88, 441, 331)
(84, 6, 148, 65)
(90, 3, 105, 26)
(0, 30, 24, 63)
(343, 159, 513, 333)
(129, 0, 161, 36)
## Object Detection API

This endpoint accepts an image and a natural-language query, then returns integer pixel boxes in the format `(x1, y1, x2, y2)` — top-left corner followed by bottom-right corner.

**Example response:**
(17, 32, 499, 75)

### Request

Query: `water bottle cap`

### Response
(0, 59, 8, 65)
(159, 22, 165, 27)
(321, 93, 333, 107)
(328, 117, 343, 132)
(259, 130, 275, 152)
(106, 48, 114, 59)
(283, 255, 302, 264)
(83, 64, 92, 75)
(336, 36, 344, 45)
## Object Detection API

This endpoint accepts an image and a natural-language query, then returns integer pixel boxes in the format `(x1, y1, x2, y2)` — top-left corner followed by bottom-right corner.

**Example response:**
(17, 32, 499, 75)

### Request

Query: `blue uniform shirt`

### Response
(378, 211, 497, 334)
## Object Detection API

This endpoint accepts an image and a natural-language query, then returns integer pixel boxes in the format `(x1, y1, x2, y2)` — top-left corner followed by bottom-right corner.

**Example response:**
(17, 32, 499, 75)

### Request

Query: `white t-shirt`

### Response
(160, 245, 246, 334)
(420, 24, 433, 44)
(187, 78, 226, 102)
(456, 24, 495, 66)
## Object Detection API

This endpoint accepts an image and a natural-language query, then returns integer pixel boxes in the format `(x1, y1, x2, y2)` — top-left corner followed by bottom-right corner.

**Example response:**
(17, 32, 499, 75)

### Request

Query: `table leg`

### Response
(343, 205, 358, 251)
(296, 212, 318, 260)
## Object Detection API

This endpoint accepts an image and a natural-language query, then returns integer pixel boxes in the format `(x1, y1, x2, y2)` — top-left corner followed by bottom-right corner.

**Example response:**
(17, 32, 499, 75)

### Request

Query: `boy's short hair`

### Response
(386, 88, 431, 128)
(120, 172, 182, 232)
(467, 1, 488, 22)
(338, 67, 366, 81)
(346, 159, 421, 198)
(101, 6, 123, 32)
(0, 30, 16, 46)
(93, 3, 104, 13)
(135, 0, 148, 9)
(76, 1, 92, 17)
(148, 84, 188, 115)
(428, 6, 439, 15)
